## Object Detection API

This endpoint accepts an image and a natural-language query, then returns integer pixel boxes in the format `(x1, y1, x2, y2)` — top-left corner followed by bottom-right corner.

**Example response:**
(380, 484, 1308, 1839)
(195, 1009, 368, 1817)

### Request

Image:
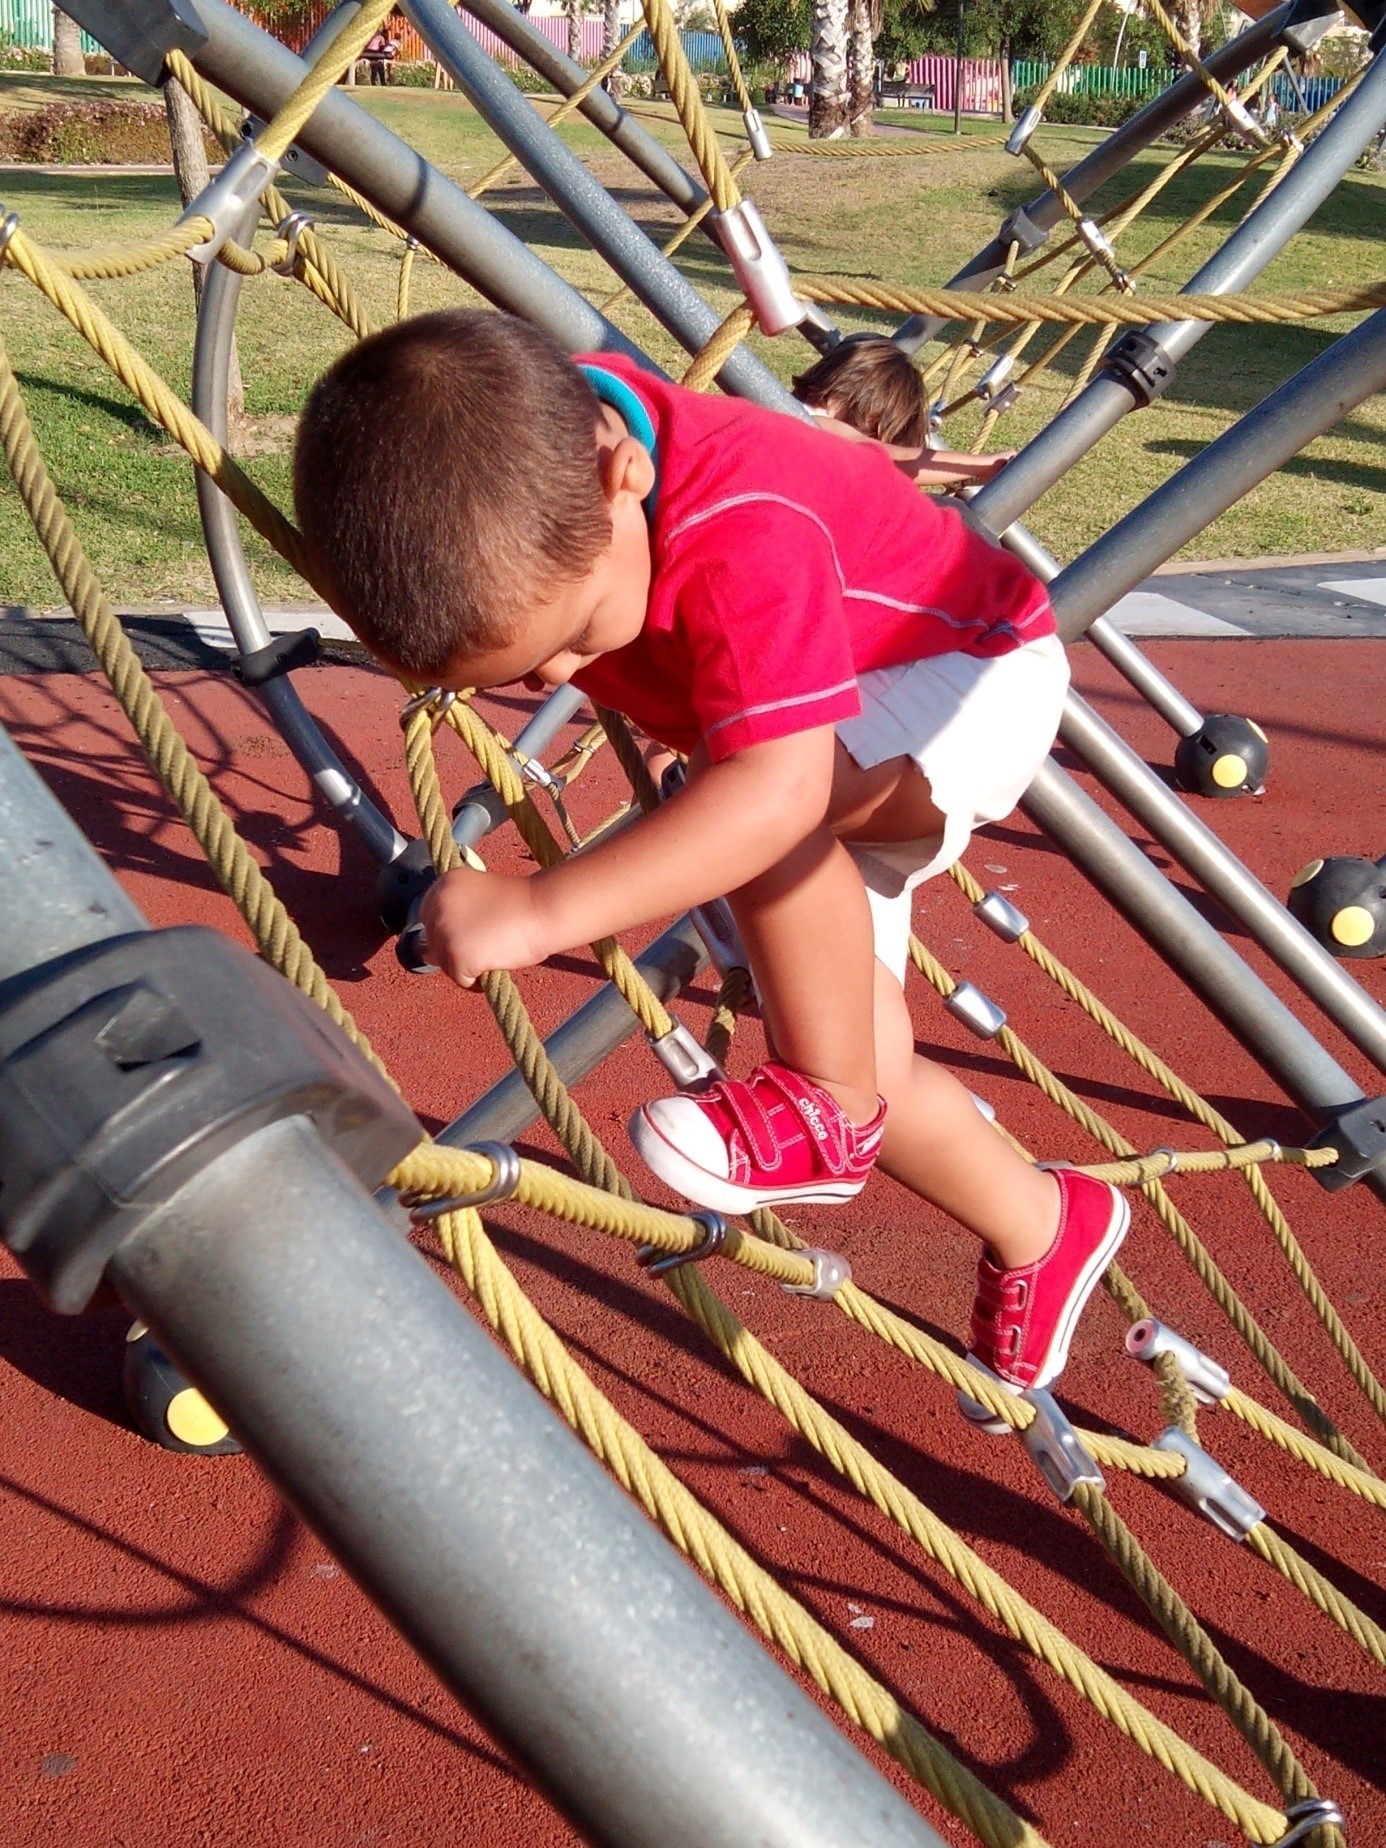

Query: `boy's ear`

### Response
(600, 435, 656, 506)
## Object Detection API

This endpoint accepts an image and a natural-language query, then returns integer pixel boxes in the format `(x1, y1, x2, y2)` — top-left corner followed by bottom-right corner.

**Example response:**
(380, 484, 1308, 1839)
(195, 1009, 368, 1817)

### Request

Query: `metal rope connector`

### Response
(944, 982, 1007, 1040)
(974, 890, 1030, 942)
(405, 1141, 522, 1218)
(638, 1209, 727, 1275)
(975, 355, 1015, 404)
(1152, 1427, 1266, 1541)
(1005, 105, 1041, 156)
(1021, 1387, 1105, 1501)
(401, 686, 457, 724)
(712, 200, 807, 336)
(271, 210, 313, 276)
(649, 1019, 723, 1088)
(1125, 1318, 1230, 1405)
(689, 897, 750, 980)
(180, 140, 279, 265)
(0, 209, 20, 261)
(1271, 1799, 1345, 1847)
(742, 107, 773, 161)
(782, 1247, 851, 1302)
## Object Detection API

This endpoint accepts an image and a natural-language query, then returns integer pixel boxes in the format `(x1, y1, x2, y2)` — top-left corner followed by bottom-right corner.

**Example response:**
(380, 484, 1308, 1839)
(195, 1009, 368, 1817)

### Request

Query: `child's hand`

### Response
(898, 446, 1015, 487)
(420, 867, 549, 987)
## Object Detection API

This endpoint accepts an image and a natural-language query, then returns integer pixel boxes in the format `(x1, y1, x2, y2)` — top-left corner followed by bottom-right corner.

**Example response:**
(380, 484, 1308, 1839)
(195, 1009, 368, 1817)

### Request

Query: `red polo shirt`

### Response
(572, 356, 1054, 763)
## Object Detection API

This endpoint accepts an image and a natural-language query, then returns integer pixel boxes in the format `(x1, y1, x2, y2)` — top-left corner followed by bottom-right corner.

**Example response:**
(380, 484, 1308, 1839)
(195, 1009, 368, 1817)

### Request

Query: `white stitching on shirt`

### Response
(703, 678, 860, 741)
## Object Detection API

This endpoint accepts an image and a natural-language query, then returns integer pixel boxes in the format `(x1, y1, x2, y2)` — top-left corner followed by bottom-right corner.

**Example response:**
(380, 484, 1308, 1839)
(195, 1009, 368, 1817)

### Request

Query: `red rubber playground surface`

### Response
(1, 636, 1382, 1846)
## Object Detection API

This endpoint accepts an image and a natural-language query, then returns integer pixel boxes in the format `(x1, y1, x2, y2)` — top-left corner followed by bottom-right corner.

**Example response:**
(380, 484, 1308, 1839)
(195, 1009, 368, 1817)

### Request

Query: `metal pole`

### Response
(401, 0, 802, 413)
(1020, 759, 1377, 1133)
(187, 0, 655, 367)
(437, 914, 707, 1149)
(457, 0, 708, 217)
(0, 721, 944, 1848)
(1056, 695, 1386, 1076)
(969, 45, 1386, 533)
(1051, 310, 1386, 643)
(894, 3, 1295, 348)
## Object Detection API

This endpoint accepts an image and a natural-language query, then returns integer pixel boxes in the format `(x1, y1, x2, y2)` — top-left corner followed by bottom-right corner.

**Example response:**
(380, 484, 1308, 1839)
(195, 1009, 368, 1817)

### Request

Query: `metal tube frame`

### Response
(0, 719, 945, 1848)
(400, 0, 800, 411)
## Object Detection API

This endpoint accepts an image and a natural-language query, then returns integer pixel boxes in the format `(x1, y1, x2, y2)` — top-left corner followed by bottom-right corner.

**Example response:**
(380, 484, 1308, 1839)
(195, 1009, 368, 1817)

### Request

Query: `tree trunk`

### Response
(52, 6, 84, 77)
(1176, 0, 1203, 59)
(809, 0, 849, 138)
(163, 80, 245, 423)
(567, 0, 582, 61)
(603, 0, 620, 59)
(1001, 36, 1013, 122)
(847, 0, 874, 137)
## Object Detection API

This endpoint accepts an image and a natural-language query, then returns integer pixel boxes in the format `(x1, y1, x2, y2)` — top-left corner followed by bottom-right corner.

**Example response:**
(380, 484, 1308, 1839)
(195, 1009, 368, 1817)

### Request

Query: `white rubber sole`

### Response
(958, 1185, 1131, 1432)
(628, 1108, 865, 1216)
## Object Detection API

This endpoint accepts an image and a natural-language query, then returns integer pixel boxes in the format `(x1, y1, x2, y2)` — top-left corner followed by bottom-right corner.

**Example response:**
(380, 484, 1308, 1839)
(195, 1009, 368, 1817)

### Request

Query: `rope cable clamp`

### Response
(241, 112, 329, 188)
(1271, 1799, 1346, 1847)
(404, 1141, 522, 1219)
(650, 1019, 724, 1088)
(944, 981, 1007, 1040)
(1125, 1318, 1230, 1404)
(637, 1209, 727, 1275)
(1020, 1385, 1105, 1501)
(782, 1247, 852, 1303)
(1005, 106, 1042, 156)
(688, 897, 751, 981)
(180, 140, 279, 265)
(975, 355, 1015, 403)
(1151, 1427, 1266, 1541)
(0, 209, 20, 261)
(742, 107, 773, 161)
(271, 211, 313, 276)
(401, 686, 457, 724)
(973, 891, 1030, 942)
(711, 200, 807, 336)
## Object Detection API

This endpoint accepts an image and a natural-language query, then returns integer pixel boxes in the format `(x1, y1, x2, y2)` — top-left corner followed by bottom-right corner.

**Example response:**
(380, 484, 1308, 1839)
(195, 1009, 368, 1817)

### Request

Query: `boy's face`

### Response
(437, 409, 655, 695)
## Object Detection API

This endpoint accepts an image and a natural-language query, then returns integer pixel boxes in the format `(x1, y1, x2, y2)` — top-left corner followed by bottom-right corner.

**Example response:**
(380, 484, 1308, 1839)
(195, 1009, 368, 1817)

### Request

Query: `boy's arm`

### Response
(810, 413, 1011, 487)
(420, 726, 836, 986)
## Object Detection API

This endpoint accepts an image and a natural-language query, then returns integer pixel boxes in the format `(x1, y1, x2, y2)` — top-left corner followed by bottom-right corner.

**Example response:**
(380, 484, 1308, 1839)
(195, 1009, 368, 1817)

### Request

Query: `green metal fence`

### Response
(1011, 58, 1167, 99)
(1, 0, 102, 56)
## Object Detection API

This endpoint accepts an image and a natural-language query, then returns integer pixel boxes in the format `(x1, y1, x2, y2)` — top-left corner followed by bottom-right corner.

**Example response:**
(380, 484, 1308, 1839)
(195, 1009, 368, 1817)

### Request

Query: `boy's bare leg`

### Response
(872, 959, 1059, 1268)
(726, 826, 880, 1127)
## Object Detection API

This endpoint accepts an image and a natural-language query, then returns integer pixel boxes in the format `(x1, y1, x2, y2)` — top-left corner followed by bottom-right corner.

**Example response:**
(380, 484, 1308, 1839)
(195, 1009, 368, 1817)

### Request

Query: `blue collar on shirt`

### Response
(577, 363, 659, 521)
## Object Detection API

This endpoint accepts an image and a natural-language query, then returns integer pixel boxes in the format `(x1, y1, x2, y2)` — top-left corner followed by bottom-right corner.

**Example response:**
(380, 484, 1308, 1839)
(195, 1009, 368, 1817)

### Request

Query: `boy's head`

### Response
(792, 334, 929, 447)
(294, 308, 654, 688)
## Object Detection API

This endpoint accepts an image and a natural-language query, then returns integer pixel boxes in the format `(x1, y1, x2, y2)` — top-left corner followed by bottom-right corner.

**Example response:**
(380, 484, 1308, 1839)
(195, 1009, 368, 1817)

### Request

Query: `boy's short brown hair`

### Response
(293, 309, 609, 678)
(792, 334, 929, 448)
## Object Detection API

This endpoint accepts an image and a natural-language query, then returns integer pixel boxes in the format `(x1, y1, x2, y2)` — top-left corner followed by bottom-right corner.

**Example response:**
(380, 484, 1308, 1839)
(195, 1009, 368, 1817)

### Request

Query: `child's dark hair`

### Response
(792, 334, 929, 447)
(293, 309, 609, 678)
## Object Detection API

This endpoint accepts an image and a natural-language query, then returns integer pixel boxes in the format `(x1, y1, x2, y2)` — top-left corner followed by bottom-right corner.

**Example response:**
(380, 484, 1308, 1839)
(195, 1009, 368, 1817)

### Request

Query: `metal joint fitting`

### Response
(1124, 1317, 1230, 1404)
(1152, 1427, 1265, 1541)
(689, 898, 751, 981)
(742, 107, 773, 161)
(649, 1019, 723, 1088)
(944, 982, 1007, 1040)
(1005, 105, 1041, 156)
(180, 140, 279, 265)
(1020, 1386, 1104, 1501)
(974, 890, 1030, 942)
(1278, 0, 1342, 55)
(782, 1247, 852, 1302)
(638, 1210, 727, 1275)
(1308, 1094, 1386, 1193)
(713, 200, 807, 336)
(271, 210, 312, 275)
(407, 1141, 522, 1218)
(1271, 1799, 1346, 1847)
(400, 685, 457, 724)
(975, 355, 1015, 403)
(987, 383, 1021, 414)
(1102, 328, 1177, 407)
(0, 209, 20, 261)
(998, 205, 1048, 255)
(1076, 217, 1115, 263)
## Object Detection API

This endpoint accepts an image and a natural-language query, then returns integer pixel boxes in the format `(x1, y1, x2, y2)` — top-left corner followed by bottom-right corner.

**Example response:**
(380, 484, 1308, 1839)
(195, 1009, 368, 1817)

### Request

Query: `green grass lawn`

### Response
(0, 71, 1382, 609)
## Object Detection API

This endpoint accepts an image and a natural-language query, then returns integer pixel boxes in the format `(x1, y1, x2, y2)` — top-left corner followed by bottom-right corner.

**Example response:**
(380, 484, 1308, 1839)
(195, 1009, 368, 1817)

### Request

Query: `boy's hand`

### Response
(420, 867, 549, 987)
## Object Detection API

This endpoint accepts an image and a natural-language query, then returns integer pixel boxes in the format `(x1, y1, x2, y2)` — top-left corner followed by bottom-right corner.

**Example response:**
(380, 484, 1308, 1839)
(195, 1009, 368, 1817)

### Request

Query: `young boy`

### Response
(293, 308, 1128, 1402)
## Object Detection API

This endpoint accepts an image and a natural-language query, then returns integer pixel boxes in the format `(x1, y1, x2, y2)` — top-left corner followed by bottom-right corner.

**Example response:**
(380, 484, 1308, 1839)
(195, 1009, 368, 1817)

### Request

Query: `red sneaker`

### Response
(629, 1061, 886, 1215)
(967, 1167, 1129, 1404)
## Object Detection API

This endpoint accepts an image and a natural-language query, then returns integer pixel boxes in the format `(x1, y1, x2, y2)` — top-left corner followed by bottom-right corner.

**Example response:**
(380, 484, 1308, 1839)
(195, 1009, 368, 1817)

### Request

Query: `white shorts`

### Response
(836, 632, 1070, 983)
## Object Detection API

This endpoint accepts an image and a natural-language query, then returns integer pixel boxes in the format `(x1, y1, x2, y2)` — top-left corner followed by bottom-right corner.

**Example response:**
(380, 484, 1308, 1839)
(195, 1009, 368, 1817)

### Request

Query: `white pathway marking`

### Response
(186, 607, 357, 650)
(1104, 590, 1249, 637)
(1319, 578, 1386, 608)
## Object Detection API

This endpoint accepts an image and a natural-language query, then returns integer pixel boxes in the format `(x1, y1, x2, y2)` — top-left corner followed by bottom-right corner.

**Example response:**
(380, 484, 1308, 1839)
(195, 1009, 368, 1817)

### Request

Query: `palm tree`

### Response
(847, 0, 879, 137)
(52, 5, 84, 77)
(566, 0, 584, 60)
(809, 0, 849, 138)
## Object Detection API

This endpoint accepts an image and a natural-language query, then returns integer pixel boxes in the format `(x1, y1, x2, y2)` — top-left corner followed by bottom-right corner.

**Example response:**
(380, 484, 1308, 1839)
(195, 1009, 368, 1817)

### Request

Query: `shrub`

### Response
(1013, 84, 1146, 129)
(0, 43, 51, 73)
(390, 59, 435, 86)
(0, 99, 217, 164)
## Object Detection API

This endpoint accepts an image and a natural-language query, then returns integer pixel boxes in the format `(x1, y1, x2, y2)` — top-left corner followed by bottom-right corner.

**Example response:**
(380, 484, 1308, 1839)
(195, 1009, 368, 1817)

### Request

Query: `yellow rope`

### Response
(637, 0, 740, 211)
(1247, 1522, 1386, 1668)
(254, 0, 401, 165)
(681, 302, 756, 389)
(601, 148, 755, 313)
(711, 0, 754, 119)
(795, 275, 1385, 325)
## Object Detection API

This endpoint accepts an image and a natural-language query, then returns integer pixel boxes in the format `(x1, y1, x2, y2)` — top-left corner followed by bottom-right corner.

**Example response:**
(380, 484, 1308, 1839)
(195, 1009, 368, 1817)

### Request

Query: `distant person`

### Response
(364, 29, 399, 85)
(793, 333, 1012, 487)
